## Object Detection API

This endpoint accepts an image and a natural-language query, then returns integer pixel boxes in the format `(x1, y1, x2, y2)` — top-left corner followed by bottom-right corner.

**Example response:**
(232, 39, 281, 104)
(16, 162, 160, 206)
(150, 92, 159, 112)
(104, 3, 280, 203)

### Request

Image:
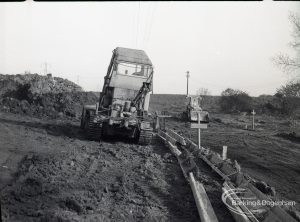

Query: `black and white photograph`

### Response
(0, 1, 299, 221)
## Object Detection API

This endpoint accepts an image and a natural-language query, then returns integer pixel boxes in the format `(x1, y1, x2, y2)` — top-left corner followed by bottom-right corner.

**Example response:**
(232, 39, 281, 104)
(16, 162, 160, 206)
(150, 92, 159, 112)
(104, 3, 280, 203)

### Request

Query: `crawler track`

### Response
(138, 129, 153, 145)
(87, 116, 102, 141)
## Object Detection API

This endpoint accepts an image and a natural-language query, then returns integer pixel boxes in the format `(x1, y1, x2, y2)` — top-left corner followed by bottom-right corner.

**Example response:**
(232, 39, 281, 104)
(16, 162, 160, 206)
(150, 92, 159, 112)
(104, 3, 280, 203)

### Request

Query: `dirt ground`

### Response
(149, 94, 300, 210)
(164, 114, 300, 210)
(0, 112, 199, 222)
(1, 92, 299, 221)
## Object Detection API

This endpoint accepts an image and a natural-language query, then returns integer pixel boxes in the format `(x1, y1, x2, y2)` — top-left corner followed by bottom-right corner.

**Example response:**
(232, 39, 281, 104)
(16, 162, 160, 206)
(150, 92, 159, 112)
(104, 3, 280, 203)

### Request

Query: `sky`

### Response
(0, 1, 300, 96)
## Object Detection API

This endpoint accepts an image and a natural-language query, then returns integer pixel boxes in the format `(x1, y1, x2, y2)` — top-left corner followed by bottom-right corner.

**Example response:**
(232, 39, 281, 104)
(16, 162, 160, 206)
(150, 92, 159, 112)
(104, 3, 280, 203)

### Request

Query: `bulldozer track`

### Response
(138, 129, 153, 145)
(87, 117, 102, 141)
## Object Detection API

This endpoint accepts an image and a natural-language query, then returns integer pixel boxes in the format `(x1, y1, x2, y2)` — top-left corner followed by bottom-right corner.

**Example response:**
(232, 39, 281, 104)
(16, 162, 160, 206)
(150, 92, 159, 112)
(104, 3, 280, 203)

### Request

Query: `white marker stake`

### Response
(190, 113, 207, 149)
(251, 109, 256, 130)
(222, 146, 227, 160)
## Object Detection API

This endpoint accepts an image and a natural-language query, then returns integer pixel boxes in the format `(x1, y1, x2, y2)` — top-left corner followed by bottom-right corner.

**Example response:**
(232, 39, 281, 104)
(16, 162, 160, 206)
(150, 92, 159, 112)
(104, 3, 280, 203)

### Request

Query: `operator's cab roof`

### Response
(114, 47, 152, 66)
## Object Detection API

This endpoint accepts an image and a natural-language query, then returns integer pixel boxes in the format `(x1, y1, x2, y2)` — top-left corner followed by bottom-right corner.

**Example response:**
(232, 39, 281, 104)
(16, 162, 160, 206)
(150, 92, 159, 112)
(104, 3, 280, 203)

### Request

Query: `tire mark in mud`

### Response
(0, 124, 200, 222)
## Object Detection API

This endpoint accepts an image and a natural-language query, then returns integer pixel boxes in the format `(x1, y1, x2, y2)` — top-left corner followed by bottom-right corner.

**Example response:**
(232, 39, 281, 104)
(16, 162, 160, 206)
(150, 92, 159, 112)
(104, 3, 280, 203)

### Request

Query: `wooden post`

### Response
(155, 115, 160, 130)
(251, 109, 256, 130)
(190, 113, 207, 150)
(222, 146, 227, 160)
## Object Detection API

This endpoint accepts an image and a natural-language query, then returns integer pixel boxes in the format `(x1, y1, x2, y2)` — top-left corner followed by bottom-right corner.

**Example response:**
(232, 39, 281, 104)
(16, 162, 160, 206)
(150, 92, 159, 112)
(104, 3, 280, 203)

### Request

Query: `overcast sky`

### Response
(0, 1, 299, 96)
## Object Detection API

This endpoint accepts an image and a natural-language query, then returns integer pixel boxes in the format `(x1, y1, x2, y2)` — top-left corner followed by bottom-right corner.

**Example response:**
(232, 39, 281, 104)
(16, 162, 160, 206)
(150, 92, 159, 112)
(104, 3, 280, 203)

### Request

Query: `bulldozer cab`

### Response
(100, 47, 153, 111)
(116, 62, 152, 78)
(185, 95, 209, 123)
(187, 96, 202, 109)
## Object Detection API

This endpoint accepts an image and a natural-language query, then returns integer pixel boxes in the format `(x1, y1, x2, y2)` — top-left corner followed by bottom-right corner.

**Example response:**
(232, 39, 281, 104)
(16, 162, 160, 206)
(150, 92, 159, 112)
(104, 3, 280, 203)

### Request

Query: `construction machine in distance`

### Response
(81, 47, 154, 145)
(184, 95, 209, 123)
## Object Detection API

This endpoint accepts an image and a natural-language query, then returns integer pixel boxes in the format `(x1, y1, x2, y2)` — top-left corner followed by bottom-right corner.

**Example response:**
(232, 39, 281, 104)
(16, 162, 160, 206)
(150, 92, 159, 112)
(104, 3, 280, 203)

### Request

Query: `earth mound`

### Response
(0, 74, 98, 119)
(0, 73, 82, 96)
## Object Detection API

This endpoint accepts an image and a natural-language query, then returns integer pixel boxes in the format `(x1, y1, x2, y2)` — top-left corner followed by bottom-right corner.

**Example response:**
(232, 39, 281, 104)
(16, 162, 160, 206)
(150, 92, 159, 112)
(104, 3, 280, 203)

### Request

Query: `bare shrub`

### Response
(272, 12, 300, 79)
(196, 88, 211, 96)
(219, 88, 252, 113)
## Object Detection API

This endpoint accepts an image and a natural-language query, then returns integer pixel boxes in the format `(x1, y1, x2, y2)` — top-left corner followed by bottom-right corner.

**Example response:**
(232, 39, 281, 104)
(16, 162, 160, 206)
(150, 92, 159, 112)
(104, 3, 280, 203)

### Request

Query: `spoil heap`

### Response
(0, 74, 98, 119)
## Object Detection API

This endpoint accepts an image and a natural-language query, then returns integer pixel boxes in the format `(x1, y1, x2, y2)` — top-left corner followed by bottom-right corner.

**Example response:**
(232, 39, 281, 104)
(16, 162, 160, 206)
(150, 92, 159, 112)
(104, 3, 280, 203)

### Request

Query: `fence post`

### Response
(222, 146, 227, 160)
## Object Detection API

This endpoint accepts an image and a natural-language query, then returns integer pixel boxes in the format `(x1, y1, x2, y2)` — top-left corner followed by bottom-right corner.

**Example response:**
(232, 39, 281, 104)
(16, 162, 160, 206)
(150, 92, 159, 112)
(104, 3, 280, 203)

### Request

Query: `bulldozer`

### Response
(183, 95, 209, 123)
(81, 47, 154, 145)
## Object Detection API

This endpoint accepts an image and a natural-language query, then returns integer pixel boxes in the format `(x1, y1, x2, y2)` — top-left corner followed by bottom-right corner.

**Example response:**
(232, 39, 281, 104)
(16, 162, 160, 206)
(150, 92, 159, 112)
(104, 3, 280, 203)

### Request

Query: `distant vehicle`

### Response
(184, 95, 209, 123)
(81, 47, 154, 145)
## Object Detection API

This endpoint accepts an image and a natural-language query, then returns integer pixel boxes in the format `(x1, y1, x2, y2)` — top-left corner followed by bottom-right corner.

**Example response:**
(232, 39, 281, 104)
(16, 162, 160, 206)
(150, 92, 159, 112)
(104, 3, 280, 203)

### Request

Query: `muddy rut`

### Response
(0, 112, 199, 221)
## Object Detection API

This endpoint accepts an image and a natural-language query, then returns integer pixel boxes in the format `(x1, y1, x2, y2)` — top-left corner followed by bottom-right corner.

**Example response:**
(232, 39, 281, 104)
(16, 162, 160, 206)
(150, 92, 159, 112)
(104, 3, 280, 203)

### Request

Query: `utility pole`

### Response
(186, 71, 190, 96)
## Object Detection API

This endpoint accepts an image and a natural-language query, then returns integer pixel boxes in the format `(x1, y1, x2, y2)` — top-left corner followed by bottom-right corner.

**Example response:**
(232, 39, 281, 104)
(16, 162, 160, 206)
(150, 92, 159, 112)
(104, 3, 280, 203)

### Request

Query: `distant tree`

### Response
(196, 88, 211, 96)
(219, 88, 252, 113)
(271, 81, 300, 116)
(221, 88, 241, 97)
(258, 94, 273, 98)
(273, 12, 300, 79)
(276, 81, 300, 97)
